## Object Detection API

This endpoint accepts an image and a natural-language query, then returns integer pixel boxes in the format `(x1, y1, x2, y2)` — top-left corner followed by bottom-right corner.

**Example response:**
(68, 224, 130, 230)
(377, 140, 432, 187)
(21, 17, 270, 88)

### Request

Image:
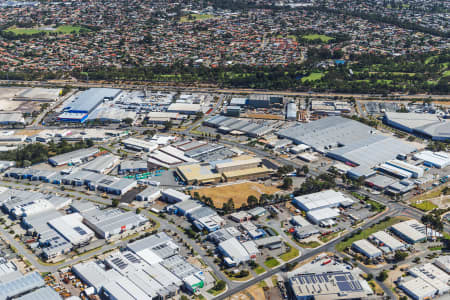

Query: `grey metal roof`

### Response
(327, 135, 416, 170)
(120, 160, 148, 170)
(127, 232, 172, 253)
(64, 88, 121, 113)
(277, 116, 374, 152)
(17, 286, 62, 300)
(0, 271, 45, 300)
(83, 208, 147, 235)
(82, 154, 118, 173)
(188, 206, 217, 220)
(49, 148, 99, 166)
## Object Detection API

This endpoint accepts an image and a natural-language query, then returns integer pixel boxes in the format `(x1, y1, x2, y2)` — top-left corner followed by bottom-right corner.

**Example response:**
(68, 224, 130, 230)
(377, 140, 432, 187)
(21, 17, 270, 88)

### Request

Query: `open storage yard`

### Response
(195, 182, 280, 208)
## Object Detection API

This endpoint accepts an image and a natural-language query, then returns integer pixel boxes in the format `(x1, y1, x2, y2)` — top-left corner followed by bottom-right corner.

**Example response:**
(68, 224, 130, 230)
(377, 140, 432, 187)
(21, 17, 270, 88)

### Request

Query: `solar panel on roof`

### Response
(335, 275, 347, 282)
(337, 281, 352, 291)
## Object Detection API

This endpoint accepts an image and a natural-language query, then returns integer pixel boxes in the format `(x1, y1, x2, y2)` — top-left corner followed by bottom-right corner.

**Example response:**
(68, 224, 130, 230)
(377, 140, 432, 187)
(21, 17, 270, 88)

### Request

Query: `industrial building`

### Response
(87, 107, 136, 123)
(306, 207, 340, 225)
(225, 106, 241, 117)
(286, 101, 297, 120)
(434, 256, 450, 273)
(384, 159, 424, 178)
(218, 237, 251, 266)
(369, 231, 406, 252)
(48, 213, 94, 247)
(167, 103, 201, 115)
(414, 151, 450, 169)
(400, 262, 450, 300)
(48, 148, 100, 166)
(169, 200, 203, 216)
(0, 272, 59, 300)
(390, 220, 427, 244)
(59, 88, 121, 123)
(119, 160, 148, 174)
(13, 87, 61, 102)
(121, 138, 158, 152)
(352, 239, 383, 258)
(384, 112, 450, 141)
(161, 189, 190, 203)
(135, 186, 161, 202)
(82, 207, 149, 240)
(230, 211, 252, 223)
(293, 190, 354, 212)
(203, 115, 274, 137)
(0, 112, 26, 126)
(289, 271, 373, 299)
(81, 154, 119, 174)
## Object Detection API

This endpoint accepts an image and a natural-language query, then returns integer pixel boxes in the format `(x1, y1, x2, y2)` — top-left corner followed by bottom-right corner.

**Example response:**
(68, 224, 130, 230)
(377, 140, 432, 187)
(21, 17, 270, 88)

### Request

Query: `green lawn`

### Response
(336, 216, 408, 252)
(264, 258, 280, 268)
(302, 34, 333, 42)
(279, 243, 300, 261)
(5, 25, 86, 35)
(443, 70, 450, 77)
(411, 200, 438, 212)
(180, 14, 214, 23)
(319, 230, 343, 243)
(301, 72, 324, 82)
(254, 266, 266, 275)
(295, 240, 321, 248)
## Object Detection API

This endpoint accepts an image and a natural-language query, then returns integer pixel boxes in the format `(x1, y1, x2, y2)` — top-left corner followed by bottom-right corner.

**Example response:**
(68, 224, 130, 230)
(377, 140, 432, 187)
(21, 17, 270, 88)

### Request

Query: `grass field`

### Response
(295, 240, 320, 248)
(254, 265, 266, 274)
(195, 182, 280, 209)
(5, 25, 85, 35)
(279, 243, 300, 261)
(301, 72, 324, 82)
(180, 14, 214, 22)
(302, 34, 333, 42)
(318, 230, 342, 243)
(336, 216, 408, 252)
(264, 258, 280, 268)
(411, 200, 438, 211)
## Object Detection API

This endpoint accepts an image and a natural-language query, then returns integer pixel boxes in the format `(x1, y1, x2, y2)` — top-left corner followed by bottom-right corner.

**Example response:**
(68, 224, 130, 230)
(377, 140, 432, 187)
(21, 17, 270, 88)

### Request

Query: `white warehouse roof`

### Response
(48, 213, 94, 246)
(293, 190, 354, 212)
(218, 237, 250, 264)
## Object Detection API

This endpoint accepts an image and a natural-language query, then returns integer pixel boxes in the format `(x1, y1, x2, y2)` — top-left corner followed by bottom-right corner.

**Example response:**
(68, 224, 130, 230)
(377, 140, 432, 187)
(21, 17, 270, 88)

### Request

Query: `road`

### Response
(3, 79, 450, 101)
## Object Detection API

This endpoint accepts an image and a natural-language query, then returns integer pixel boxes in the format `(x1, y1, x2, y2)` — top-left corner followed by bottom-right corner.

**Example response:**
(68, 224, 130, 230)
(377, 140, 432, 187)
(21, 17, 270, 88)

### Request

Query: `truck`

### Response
(322, 259, 332, 265)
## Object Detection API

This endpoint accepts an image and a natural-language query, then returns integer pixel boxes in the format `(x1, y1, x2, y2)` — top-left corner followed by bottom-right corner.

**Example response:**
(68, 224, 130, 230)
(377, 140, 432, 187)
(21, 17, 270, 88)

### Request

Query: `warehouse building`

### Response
(121, 138, 158, 152)
(286, 101, 297, 120)
(0, 112, 25, 126)
(48, 213, 94, 247)
(87, 107, 136, 123)
(81, 154, 119, 174)
(82, 208, 149, 240)
(254, 236, 283, 249)
(399, 277, 438, 300)
(289, 271, 372, 300)
(168, 200, 203, 216)
(385, 159, 424, 178)
(48, 148, 100, 166)
(365, 174, 398, 190)
(230, 211, 252, 223)
(215, 157, 261, 173)
(0, 272, 49, 300)
(218, 237, 251, 266)
(225, 106, 241, 117)
(384, 112, 450, 141)
(135, 186, 161, 202)
(230, 97, 247, 106)
(59, 88, 121, 123)
(391, 220, 427, 244)
(306, 207, 340, 226)
(17, 286, 62, 300)
(352, 239, 383, 258)
(369, 231, 406, 252)
(414, 151, 450, 169)
(175, 163, 222, 185)
(408, 263, 450, 296)
(146, 111, 184, 124)
(13, 87, 61, 102)
(293, 190, 354, 212)
(119, 160, 148, 175)
(87, 175, 137, 195)
(434, 256, 450, 273)
(161, 189, 190, 203)
(167, 103, 201, 115)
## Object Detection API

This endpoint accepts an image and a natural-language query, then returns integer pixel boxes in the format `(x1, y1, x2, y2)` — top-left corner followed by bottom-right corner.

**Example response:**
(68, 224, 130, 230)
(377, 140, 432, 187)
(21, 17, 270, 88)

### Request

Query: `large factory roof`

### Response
(49, 148, 99, 166)
(0, 272, 45, 300)
(16, 286, 62, 300)
(293, 190, 354, 212)
(327, 134, 416, 170)
(277, 116, 374, 152)
(385, 112, 450, 140)
(64, 88, 121, 113)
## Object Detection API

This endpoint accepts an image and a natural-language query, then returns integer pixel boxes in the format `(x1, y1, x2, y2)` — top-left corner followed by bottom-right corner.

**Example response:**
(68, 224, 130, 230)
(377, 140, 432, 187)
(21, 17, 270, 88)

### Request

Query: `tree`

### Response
(112, 199, 120, 207)
(227, 198, 235, 212)
(215, 134, 221, 141)
(123, 118, 133, 125)
(214, 280, 226, 291)
(136, 208, 142, 214)
(376, 270, 388, 281)
(247, 195, 258, 208)
(164, 121, 173, 131)
(281, 177, 293, 190)
(394, 251, 408, 262)
(301, 165, 309, 175)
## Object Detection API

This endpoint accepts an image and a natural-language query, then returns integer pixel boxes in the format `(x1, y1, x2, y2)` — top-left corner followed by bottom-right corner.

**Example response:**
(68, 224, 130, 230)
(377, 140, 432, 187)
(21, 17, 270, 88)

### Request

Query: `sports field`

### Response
(302, 34, 333, 42)
(195, 182, 280, 208)
(5, 25, 86, 35)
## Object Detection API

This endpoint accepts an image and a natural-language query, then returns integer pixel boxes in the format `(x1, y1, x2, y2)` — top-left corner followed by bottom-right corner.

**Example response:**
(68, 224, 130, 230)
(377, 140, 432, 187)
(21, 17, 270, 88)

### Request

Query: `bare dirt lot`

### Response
(195, 182, 280, 208)
(0, 87, 28, 111)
